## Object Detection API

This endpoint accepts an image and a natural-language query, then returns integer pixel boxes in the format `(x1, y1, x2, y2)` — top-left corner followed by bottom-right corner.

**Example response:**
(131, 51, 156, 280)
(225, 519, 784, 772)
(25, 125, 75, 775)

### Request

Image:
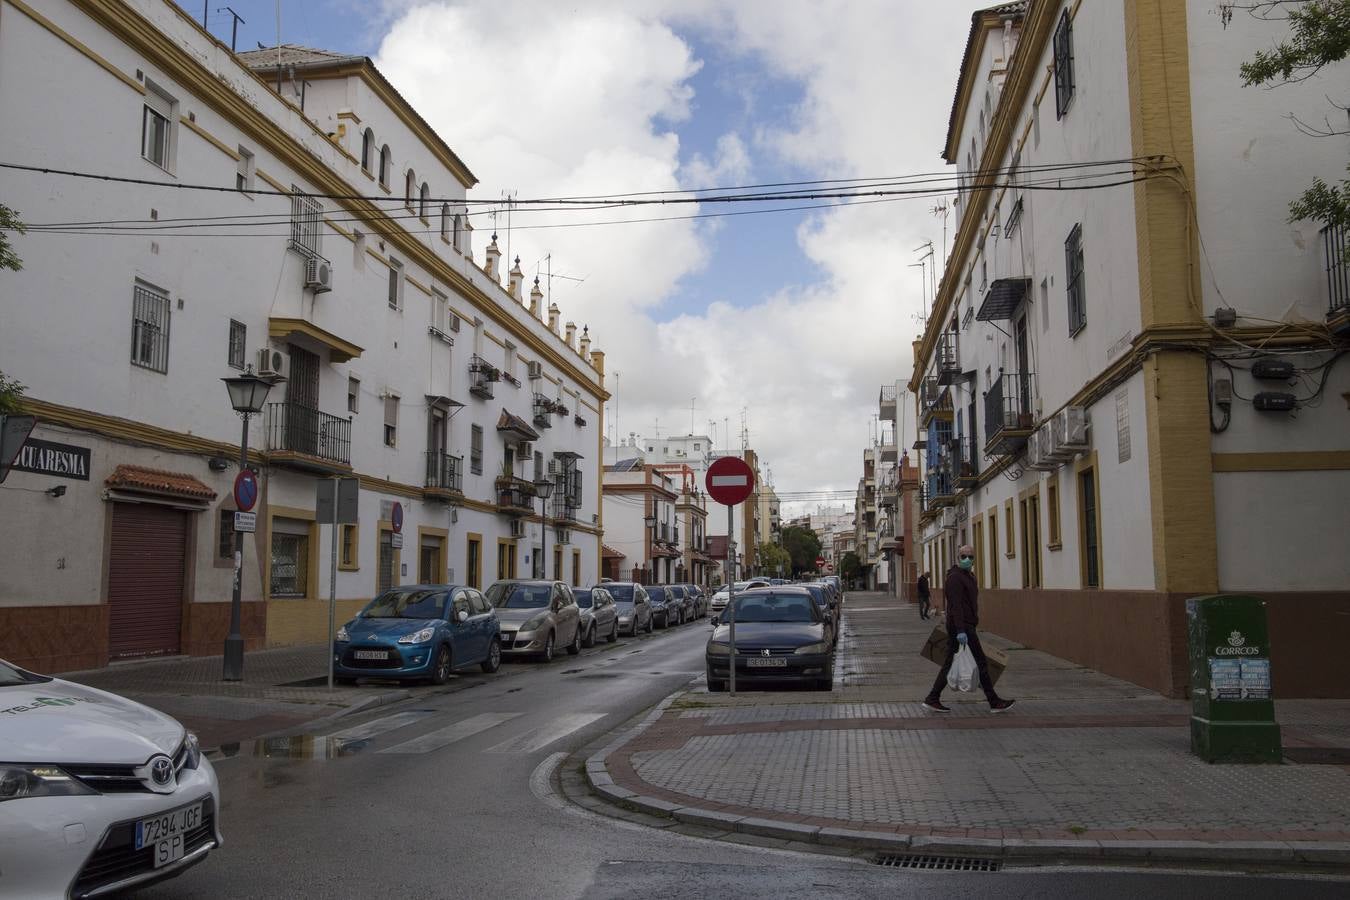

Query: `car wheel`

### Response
(582, 624, 596, 649)
(645, 616, 654, 634)
(480, 638, 501, 673)
(706, 671, 725, 693)
(566, 624, 582, 655)
(539, 631, 555, 663)
(607, 620, 619, 643)
(431, 645, 453, 685)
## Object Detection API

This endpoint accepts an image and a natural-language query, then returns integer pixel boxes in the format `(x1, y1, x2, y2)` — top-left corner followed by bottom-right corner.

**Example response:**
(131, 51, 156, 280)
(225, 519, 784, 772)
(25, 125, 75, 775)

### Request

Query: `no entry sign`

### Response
(705, 456, 754, 506)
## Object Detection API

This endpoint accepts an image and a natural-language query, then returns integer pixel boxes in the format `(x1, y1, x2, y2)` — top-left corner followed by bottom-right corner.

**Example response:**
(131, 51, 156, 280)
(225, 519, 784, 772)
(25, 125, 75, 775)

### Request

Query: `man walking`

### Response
(916, 571, 931, 620)
(922, 544, 1014, 713)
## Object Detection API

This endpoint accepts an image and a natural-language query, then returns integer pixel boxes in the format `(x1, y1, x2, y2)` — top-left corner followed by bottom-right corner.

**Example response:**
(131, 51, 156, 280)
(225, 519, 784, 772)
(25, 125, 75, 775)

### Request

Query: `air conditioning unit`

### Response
(256, 347, 286, 380)
(1025, 428, 1058, 471)
(448, 313, 461, 332)
(509, 520, 526, 538)
(547, 459, 562, 476)
(1048, 406, 1088, 460)
(517, 441, 533, 457)
(527, 361, 543, 380)
(304, 256, 333, 293)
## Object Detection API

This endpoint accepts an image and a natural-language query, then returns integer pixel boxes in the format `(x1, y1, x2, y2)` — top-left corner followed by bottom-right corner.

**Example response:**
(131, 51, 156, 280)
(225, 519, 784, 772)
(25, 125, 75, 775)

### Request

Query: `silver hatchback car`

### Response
(574, 586, 620, 646)
(487, 580, 582, 662)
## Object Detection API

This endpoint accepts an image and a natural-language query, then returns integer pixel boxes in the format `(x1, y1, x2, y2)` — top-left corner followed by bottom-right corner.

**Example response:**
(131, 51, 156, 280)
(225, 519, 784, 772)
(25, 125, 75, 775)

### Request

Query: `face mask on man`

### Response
(958, 555, 974, 571)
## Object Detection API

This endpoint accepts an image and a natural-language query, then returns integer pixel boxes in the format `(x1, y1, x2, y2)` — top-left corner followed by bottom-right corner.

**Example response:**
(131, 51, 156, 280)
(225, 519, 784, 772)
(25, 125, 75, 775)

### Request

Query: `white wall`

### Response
(1214, 471, 1350, 592)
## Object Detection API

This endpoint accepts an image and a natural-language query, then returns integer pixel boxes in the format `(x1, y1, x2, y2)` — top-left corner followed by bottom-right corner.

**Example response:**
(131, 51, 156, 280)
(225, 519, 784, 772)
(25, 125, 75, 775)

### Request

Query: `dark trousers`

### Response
(926, 629, 999, 703)
(918, 594, 931, 619)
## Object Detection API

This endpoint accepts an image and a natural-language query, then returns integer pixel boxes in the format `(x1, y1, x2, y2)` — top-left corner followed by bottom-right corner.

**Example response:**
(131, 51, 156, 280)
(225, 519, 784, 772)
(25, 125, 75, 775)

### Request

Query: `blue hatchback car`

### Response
(333, 585, 502, 684)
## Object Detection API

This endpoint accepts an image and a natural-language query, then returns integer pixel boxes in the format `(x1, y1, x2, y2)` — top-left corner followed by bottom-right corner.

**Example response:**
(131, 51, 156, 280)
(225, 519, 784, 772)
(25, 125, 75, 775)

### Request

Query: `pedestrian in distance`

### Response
(916, 571, 931, 620)
(922, 544, 1015, 714)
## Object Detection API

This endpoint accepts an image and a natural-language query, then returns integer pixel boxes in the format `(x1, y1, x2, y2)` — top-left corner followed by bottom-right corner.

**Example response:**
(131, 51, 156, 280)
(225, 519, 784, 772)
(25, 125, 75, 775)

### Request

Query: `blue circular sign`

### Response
(391, 501, 404, 534)
(233, 469, 258, 512)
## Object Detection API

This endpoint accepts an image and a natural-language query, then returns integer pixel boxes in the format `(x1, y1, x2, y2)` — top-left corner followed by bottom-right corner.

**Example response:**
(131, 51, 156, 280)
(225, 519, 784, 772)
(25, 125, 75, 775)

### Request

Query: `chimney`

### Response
(578, 324, 591, 361)
(590, 349, 605, 377)
(508, 256, 523, 301)
(547, 302, 560, 335)
(483, 233, 501, 282)
(529, 277, 543, 317)
(565, 321, 577, 350)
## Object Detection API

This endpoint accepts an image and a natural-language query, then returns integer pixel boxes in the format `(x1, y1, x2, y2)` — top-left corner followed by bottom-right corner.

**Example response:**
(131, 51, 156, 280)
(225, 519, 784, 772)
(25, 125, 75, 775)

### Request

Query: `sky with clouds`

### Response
(198, 0, 987, 513)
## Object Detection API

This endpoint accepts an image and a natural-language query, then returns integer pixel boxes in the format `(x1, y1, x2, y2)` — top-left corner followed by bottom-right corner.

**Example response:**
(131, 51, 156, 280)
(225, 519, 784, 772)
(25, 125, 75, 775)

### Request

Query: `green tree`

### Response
(0, 372, 24, 416)
(1231, 1, 1350, 243)
(780, 525, 823, 576)
(757, 542, 791, 577)
(839, 551, 862, 585)
(1, 203, 24, 272)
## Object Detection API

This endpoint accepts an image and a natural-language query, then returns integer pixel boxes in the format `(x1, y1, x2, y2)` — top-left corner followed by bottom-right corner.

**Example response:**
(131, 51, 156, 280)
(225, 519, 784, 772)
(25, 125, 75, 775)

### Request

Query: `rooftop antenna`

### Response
(916, 240, 935, 309)
(908, 261, 928, 323)
(217, 6, 245, 52)
(688, 397, 698, 435)
(537, 253, 586, 308)
(931, 200, 950, 270)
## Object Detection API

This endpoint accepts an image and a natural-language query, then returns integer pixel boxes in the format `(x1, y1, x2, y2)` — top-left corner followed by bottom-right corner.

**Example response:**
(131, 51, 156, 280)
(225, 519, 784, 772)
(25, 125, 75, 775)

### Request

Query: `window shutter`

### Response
(384, 395, 398, 427)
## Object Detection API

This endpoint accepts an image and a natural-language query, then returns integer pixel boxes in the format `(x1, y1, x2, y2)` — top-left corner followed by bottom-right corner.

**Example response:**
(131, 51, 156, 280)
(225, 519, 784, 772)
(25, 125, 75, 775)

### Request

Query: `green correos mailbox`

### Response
(1187, 594, 1281, 763)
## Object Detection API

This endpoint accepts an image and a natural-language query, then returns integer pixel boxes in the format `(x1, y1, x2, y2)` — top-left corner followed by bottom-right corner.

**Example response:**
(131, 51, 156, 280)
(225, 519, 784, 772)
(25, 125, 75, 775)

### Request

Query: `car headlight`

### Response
(520, 613, 549, 632)
(181, 733, 202, 770)
(0, 765, 97, 802)
(336, 625, 350, 642)
(398, 625, 437, 644)
(706, 641, 731, 656)
(794, 641, 829, 655)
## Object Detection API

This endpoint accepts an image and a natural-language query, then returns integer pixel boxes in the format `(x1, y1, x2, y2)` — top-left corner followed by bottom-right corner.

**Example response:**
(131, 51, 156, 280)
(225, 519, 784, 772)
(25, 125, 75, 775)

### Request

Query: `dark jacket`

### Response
(916, 574, 930, 598)
(943, 565, 979, 633)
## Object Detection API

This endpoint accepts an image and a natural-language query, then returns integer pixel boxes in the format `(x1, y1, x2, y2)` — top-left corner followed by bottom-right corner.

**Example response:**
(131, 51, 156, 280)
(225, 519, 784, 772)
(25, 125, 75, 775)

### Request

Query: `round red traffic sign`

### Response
(233, 469, 258, 512)
(815, 556, 826, 569)
(705, 456, 754, 506)
(391, 501, 404, 534)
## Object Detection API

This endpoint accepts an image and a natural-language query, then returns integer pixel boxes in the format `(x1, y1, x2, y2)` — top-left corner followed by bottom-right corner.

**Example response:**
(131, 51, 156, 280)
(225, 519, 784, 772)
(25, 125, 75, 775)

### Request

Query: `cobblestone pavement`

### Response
(588, 591, 1350, 864)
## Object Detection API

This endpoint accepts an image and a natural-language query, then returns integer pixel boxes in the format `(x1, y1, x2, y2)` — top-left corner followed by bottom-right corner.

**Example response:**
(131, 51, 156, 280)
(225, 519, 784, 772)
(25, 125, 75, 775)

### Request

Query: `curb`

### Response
(582, 688, 1350, 871)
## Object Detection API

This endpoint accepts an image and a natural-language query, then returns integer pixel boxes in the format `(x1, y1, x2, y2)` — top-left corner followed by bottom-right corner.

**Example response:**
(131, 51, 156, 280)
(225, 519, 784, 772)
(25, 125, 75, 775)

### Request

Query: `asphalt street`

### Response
(128, 616, 1349, 899)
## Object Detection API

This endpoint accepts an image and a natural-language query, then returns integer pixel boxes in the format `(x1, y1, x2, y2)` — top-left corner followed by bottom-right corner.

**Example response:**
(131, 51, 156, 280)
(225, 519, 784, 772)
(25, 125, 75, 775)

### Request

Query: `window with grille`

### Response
(289, 188, 322, 258)
(1079, 468, 1099, 587)
(236, 147, 255, 191)
(1065, 223, 1086, 335)
(1053, 9, 1075, 119)
(388, 259, 403, 310)
(384, 394, 399, 447)
(270, 532, 309, 597)
(470, 425, 483, 475)
(378, 531, 395, 594)
(340, 524, 357, 568)
(228, 319, 246, 369)
(348, 376, 360, 413)
(141, 85, 174, 171)
(131, 282, 171, 373)
(218, 509, 235, 560)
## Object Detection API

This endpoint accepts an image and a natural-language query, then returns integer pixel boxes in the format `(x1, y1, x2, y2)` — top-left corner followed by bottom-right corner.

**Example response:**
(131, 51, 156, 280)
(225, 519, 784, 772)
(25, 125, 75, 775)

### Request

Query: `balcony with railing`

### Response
(919, 375, 950, 428)
(468, 355, 500, 400)
(879, 383, 898, 421)
(494, 475, 537, 516)
(984, 370, 1036, 455)
(265, 402, 352, 471)
(532, 393, 554, 428)
(937, 331, 961, 384)
(952, 435, 979, 486)
(1324, 223, 1349, 330)
(423, 451, 463, 500)
(926, 466, 955, 507)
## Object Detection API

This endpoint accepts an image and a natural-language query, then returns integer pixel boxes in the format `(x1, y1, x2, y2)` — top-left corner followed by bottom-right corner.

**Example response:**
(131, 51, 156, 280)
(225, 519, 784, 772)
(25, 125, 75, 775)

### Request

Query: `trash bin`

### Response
(1186, 594, 1281, 763)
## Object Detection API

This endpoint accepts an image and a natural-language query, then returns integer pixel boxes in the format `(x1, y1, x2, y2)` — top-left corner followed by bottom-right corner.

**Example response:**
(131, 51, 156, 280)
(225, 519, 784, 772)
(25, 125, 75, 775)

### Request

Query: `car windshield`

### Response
(648, 587, 667, 602)
(730, 593, 818, 623)
(607, 584, 634, 602)
(0, 659, 49, 686)
(360, 589, 446, 619)
(575, 589, 594, 608)
(486, 583, 551, 609)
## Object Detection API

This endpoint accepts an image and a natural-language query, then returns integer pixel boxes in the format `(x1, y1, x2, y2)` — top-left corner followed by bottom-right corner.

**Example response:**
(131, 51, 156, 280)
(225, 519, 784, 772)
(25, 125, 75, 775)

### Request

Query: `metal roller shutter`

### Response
(108, 503, 187, 658)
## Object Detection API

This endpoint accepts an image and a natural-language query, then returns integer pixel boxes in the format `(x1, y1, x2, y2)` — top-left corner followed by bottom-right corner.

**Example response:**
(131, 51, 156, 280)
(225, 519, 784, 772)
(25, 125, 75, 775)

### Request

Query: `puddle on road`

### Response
(214, 734, 372, 761)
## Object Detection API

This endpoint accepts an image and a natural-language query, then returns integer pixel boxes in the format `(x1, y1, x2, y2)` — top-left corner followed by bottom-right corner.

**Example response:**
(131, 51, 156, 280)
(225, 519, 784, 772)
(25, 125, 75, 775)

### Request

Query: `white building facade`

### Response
(911, 1, 1350, 698)
(0, 0, 606, 671)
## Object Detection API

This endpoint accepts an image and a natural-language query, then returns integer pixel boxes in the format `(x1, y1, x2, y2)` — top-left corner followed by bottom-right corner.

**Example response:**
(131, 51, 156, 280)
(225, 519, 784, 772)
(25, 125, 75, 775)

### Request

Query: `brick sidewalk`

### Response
(586, 591, 1350, 866)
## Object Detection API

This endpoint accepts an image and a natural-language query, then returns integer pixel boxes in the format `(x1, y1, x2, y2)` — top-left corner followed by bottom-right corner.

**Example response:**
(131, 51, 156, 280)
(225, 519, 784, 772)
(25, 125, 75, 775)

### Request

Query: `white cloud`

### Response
(373, 0, 985, 511)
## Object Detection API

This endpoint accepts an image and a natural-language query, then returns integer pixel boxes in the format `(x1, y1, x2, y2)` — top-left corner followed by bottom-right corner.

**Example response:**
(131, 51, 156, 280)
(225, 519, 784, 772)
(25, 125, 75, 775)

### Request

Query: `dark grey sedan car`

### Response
(574, 586, 620, 647)
(705, 588, 833, 692)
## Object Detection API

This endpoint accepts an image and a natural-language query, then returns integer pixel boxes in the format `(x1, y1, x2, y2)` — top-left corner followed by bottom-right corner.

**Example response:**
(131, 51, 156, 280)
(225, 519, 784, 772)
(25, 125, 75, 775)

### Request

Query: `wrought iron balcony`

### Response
(494, 475, 537, 516)
(1324, 223, 1348, 324)
(984, 370, 1036, 456)
(927, 468, 956, 507)
(879, 383, 898, 421)
(952, 435, 979, 485)
(468, 355, 499, 399)
(532, 393, 554, 428)
(937, 331, 961, 384)
(424, 451, 463, 498)
(265, 402, 351, 470)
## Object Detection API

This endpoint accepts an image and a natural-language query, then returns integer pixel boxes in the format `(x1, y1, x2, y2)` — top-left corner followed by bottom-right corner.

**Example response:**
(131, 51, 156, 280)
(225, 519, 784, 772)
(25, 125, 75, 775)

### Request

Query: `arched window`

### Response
(405, 169, 416, 209)
(452, 213, 462, 252)
(361, 128, 375, 172)
(440, 203, 450, 239)
(420, 183, 430, 220)
(378, 145, 391, 187)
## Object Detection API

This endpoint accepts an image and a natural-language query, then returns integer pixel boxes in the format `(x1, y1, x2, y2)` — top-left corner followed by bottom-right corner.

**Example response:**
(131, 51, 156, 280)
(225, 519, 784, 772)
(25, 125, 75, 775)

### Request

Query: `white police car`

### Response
(0, 657, 222, 898)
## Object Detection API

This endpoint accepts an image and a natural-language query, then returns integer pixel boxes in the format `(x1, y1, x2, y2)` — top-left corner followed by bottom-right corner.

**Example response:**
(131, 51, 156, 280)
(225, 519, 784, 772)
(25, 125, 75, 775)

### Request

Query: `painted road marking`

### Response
(485, 713, 608, 754)
(326, 710, 435, 742)
(378, 712, 522, 754)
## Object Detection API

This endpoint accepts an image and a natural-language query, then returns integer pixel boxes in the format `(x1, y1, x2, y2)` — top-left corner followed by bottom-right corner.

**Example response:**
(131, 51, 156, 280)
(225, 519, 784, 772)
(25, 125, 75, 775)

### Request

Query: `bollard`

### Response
(1186, 594, 1281, 764)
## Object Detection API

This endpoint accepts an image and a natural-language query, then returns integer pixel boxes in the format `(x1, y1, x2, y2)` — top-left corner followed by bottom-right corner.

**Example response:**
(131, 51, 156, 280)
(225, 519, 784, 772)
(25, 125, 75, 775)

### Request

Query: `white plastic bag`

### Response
(948, 645, 977, 692)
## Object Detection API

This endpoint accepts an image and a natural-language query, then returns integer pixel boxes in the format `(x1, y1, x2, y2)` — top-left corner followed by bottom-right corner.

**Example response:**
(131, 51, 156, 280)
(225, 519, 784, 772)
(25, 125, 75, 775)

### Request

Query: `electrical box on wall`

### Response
(1251, 359, 1295, 380)
(1253, 392, 1297, 412)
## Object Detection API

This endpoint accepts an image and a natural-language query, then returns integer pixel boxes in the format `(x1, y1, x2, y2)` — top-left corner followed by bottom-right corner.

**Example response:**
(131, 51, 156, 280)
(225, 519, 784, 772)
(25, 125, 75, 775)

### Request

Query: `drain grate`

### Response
(873, 854, 1001, 872)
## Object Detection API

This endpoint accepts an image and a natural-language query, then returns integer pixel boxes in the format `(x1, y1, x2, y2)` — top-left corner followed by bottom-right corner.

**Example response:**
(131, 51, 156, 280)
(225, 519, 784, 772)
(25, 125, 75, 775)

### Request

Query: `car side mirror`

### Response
(457, 609, 470, 623)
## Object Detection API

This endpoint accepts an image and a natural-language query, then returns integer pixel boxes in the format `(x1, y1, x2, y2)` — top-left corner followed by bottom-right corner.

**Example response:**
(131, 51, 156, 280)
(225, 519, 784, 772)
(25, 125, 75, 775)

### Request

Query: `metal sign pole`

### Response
(727, 502, 736, 697)
(327, 477, 338, 691)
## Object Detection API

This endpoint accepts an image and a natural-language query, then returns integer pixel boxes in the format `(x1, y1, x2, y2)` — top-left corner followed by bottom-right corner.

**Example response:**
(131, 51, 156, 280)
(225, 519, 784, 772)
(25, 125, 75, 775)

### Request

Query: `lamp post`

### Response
(535, 477, 555, 580)
(643, 513, 657, 583)
(221, 367, 273, 681)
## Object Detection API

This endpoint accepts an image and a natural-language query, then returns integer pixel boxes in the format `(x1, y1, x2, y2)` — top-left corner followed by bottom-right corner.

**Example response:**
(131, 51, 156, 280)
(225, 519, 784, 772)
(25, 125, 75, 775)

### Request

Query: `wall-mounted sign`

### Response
(12, 438, 91, 480)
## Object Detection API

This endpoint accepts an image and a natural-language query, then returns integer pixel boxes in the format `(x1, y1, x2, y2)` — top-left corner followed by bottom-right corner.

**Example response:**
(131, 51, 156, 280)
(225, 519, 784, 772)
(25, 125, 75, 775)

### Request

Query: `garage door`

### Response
(108, 502, 187, 658)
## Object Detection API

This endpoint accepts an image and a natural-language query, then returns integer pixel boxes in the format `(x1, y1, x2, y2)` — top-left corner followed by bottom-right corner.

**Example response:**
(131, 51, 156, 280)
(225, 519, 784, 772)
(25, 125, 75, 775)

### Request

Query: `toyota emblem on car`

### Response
(150, 755, 174, 787)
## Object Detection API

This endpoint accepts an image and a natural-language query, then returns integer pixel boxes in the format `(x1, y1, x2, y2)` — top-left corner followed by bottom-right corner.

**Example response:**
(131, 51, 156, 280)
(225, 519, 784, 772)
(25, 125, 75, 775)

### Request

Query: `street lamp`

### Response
(221, 366, 273, 681)
(643, 514, 657, 582)
(535, 477, 555, 580)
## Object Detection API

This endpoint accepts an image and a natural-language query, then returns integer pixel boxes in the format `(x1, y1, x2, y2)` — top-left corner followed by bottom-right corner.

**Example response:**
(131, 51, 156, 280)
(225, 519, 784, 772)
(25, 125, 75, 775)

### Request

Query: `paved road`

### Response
(129, 616, 1348, 898)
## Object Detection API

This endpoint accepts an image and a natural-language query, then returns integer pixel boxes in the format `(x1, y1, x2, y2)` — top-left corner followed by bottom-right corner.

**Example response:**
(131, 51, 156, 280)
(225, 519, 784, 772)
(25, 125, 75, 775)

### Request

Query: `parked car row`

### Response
(331, 580, 714, 681)
(704, 577, 847, 693)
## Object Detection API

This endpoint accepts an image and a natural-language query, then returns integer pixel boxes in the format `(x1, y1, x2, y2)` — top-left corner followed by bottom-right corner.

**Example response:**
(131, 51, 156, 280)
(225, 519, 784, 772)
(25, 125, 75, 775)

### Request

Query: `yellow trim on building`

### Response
(180, 115, 240, 159)
(8, 0, 145, 94)
(268, 317, 364, 363)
